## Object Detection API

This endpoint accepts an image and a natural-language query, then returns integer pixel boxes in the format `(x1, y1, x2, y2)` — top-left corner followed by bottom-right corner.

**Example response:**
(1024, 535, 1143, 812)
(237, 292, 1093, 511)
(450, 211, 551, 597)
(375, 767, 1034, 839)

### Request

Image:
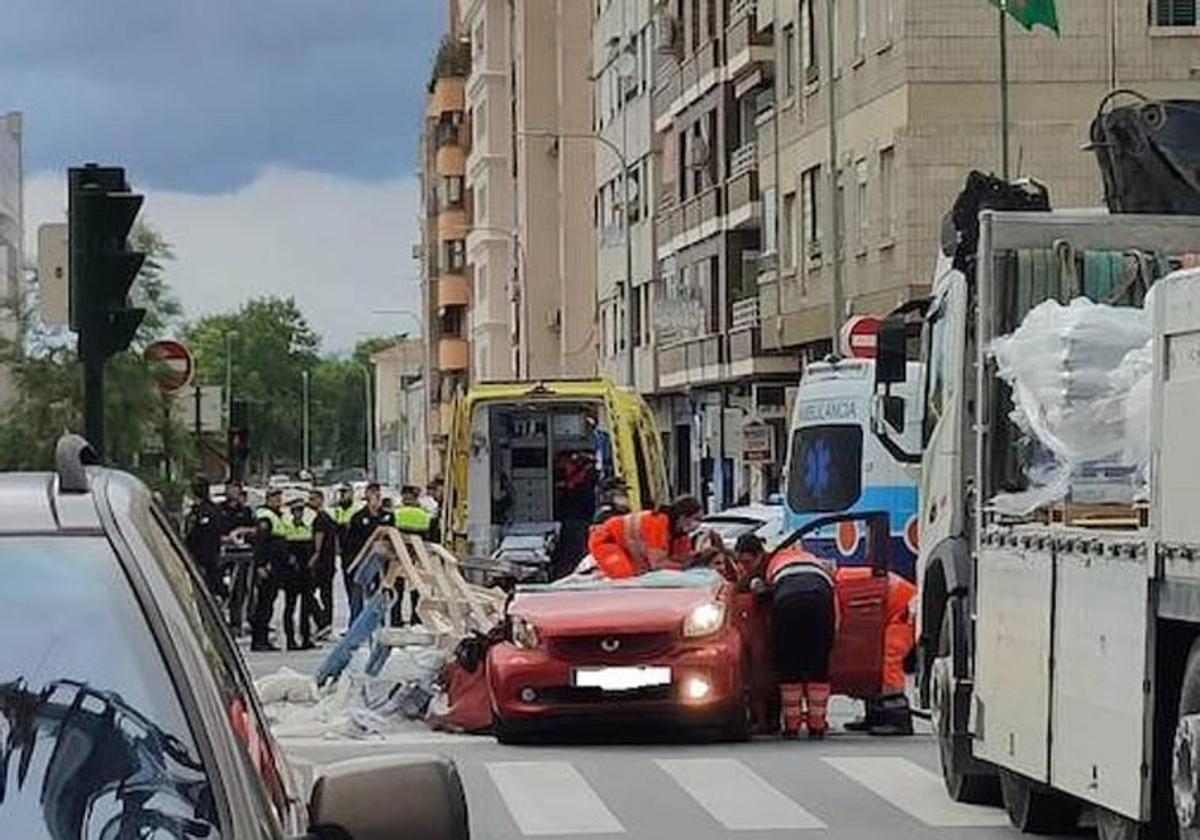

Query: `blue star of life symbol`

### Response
(805, 438, 833, 500)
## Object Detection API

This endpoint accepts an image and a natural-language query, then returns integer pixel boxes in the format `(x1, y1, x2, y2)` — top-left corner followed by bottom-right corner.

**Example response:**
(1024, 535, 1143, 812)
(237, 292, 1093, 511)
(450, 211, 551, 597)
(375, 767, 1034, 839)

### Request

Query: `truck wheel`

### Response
(999, 769, 1081, 834)
(932, 598, 1000, 804)
(1174, 640, 1200, 839)
(1096, 808, 1150, 840)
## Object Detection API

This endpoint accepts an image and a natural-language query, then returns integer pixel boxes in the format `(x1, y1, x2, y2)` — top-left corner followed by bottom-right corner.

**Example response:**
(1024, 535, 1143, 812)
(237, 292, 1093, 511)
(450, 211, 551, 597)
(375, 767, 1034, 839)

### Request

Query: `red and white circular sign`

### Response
(840, 315, 883, 359)
(144, 339, 194, 393)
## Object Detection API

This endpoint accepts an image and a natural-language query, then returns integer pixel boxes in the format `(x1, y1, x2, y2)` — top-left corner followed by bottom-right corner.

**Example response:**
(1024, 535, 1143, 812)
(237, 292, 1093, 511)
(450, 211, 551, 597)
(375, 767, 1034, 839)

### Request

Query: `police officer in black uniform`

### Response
(250, 488, 289, 651)
(221, 482, 257, 634)
(183, 476, 225, 598)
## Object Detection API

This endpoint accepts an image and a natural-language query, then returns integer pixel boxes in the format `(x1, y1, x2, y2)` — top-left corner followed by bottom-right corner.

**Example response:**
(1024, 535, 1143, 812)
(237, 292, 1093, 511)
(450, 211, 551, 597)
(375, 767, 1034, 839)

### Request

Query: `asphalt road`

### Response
(247, 647, 1087, 840)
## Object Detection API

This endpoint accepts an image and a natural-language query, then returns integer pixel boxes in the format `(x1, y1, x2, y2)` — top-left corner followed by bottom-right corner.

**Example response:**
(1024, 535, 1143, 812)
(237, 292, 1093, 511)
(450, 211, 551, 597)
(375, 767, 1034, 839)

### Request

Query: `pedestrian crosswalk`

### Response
(475, 754, 1013, 836)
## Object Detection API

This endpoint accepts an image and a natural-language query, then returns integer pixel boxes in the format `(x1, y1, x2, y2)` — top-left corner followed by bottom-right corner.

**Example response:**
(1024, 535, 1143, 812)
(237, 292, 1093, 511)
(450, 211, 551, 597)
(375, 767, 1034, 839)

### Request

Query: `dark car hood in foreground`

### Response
(511, 570, 726, 636)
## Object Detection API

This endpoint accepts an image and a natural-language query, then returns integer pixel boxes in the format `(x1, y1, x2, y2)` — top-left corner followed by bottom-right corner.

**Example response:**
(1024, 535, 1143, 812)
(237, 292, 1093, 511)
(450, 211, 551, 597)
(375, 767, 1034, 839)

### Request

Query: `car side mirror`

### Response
(309, 755, 470, 840)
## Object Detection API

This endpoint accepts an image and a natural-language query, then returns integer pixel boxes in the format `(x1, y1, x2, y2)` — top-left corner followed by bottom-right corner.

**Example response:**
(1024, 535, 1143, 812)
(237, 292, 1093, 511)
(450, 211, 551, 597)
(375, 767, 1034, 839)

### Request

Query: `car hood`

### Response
(511, 574, 725, 636)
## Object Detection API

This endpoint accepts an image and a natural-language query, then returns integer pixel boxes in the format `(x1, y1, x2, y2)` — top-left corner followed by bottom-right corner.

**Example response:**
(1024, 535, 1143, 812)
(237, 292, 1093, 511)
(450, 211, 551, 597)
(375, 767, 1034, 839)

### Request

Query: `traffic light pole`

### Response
(83, 354, 105, 457)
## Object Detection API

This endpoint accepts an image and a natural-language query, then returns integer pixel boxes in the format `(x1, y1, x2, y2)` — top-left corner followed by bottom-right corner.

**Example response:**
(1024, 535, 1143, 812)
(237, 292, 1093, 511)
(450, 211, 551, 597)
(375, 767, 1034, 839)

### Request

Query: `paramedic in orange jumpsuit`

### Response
(765, 545, 838, 739)
(837, 566, 917, 735)
(588, 495, 705, 579)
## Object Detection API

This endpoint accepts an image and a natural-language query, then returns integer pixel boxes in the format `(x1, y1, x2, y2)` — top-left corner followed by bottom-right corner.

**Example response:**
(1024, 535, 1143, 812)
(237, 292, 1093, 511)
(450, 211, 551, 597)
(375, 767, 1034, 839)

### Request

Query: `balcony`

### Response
(658, 334, 725, 390)
(438, 337, 469, 372)
(437, 207, 469, 242)
(435, 120, 463, 149)
(654, 38, 721, 129)
(726, 2, 774, 80)
(426, 77, 465, 119)
(682, 186, 722, 233)
(437, 273, 470, 308)
(726, 142, 760, 227)
(435, 144, 466, 177)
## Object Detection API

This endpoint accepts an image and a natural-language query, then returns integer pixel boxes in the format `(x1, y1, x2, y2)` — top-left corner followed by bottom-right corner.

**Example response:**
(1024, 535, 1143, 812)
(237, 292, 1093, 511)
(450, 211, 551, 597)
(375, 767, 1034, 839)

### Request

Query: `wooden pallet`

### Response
(1041, 502, 1148, 529)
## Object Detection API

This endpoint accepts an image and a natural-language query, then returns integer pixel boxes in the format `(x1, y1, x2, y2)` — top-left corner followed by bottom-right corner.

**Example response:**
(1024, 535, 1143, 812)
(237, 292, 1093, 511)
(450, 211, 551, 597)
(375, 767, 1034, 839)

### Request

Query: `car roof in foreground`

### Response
(0, 473, 103, 534)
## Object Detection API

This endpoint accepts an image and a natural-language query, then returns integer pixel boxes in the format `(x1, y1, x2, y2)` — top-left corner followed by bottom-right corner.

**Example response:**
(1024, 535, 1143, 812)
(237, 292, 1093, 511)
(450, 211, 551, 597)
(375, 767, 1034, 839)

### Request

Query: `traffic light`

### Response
(68, 164, 148, 454)
(229, 399, 251, 482)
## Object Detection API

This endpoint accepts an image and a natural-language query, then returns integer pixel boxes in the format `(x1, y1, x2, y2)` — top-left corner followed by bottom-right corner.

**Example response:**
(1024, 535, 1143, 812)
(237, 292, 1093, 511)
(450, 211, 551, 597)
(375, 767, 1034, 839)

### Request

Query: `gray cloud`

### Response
(2, 0, 444, 192)
(25, 167, 423, 351)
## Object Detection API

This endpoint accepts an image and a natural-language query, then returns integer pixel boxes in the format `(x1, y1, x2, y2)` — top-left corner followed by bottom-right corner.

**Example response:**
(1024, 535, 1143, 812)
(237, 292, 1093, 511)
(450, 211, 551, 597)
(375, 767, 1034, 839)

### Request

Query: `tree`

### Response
(0, 222, 188, 489)
(187, 296, 320, 476)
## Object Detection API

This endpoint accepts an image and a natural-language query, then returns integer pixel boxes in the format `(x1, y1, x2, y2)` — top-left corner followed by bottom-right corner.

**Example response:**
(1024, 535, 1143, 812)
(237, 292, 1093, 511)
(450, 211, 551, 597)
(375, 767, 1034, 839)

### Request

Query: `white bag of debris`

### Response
(990, 296, 1152, 515)
(256, 667, 319, 705)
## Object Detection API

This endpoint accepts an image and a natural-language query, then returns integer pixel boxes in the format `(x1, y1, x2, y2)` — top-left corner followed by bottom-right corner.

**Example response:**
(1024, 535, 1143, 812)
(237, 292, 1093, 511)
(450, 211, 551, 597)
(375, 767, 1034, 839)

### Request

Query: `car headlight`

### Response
(683, 602, 726, 638)
(511, 615, 540, 650)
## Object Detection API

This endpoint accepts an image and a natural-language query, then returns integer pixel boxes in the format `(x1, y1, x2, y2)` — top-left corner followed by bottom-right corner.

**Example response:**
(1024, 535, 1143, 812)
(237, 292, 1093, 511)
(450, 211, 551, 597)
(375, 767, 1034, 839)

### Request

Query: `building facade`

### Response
(650, 0, 800, 509)
(421, 34, 472, 480)
(461, 0, 598, 383)
(372, 339, 426, 487)
(756, 0, 1200, 359)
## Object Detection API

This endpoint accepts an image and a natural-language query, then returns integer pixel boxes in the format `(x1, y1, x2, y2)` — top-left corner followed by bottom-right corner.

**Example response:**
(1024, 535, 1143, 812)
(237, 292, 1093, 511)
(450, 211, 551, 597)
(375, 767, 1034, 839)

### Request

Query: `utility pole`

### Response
(301, 370, 311, 472)
(68, 164, 147, 456)
(826, 0, 845, 341)
(224, 330, 237, 424)
(999, 2, 1011, 179)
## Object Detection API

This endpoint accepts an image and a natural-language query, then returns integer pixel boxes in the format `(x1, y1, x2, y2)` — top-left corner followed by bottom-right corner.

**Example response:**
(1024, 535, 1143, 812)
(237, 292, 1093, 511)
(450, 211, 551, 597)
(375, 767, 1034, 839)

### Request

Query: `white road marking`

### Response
(487, 761, 625, 836)
(823, 756, 1010, 827)
(278, 732, 496, 747)
(656, 758, 827, 830)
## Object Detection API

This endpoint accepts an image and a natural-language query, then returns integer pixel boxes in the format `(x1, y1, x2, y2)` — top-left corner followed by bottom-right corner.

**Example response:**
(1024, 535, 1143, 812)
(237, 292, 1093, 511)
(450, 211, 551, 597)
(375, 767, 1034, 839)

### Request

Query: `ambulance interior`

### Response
(467, 401, 613, 567)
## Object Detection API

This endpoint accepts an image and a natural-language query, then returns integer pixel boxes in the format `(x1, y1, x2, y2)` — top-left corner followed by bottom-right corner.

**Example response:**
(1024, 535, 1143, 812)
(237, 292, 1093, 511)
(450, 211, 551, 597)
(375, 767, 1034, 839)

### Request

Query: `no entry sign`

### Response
(840, 315, 883, 359)
(144, 339, 194, 393)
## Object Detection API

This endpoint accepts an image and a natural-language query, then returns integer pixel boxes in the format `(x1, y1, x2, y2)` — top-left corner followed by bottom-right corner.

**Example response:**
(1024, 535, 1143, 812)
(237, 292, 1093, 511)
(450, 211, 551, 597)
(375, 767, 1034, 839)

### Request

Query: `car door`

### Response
(828, 567, 887, 698)
(108, 474, 307, 836)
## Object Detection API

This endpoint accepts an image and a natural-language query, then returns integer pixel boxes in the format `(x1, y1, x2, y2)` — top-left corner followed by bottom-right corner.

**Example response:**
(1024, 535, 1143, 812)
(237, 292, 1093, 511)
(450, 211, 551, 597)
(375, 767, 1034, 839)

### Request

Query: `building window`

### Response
(631, 284, 642, 348)
(854, 0, 867, 56)
(837, 169, 846, 259)
(762, 187, 778, 256)
(628, 168, 642, 224)
(442, 176, 464, 207)
(801, 0, 818, 82)
(881, 0, 897, 43)
(830, 0, 840, 74)
(476, 263, 488, 302)
(855, 158, 868, 247)
(706, 0, 717, 41)
(801, 166, 821, 259)
(707, 255, 720, 334)
(446, 239, 466, 271)
(473, 104, 486, 145)
(781, 191, 796, 268)
(473, 20, 485, 60)
(1155, 0, 1199, 25)
(880, 146, 895, 239)
(691, 0, 701, 50)
(782, 25, 796, 99)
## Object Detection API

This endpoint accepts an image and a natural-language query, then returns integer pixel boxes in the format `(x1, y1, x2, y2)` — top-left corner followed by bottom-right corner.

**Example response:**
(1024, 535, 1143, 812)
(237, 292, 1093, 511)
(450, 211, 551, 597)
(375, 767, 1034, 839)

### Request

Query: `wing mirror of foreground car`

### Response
(308, 754, 470, 840)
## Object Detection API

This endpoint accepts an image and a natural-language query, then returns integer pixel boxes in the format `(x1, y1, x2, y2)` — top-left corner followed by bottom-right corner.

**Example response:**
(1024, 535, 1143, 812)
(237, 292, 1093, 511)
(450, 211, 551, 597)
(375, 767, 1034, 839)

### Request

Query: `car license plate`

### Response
(572, 666, 672, 691)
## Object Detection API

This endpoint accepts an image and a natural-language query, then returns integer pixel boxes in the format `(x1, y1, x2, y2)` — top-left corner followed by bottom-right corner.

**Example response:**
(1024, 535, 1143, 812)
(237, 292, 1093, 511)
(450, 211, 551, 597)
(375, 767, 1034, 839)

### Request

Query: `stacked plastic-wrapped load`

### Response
(990, 296, 1152, 515)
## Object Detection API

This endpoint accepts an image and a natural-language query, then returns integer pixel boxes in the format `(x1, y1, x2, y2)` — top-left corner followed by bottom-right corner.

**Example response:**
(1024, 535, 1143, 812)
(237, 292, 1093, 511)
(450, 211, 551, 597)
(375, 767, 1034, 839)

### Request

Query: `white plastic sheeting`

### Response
(257, 646, 448, 740)
(990, 296, 1153, 515)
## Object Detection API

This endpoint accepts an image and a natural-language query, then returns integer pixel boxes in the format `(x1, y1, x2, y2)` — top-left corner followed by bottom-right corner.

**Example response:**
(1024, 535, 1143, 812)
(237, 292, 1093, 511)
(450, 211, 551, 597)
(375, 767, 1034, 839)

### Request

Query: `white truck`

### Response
(871, 162, 1200, 838)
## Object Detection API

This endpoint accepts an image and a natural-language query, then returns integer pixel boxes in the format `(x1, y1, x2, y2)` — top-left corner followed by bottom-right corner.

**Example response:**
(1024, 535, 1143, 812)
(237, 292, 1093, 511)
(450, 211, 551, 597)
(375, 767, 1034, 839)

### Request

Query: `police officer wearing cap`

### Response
(250, 487, 289, 651)
(184, 476, 225, 597)
(281, 494, 319, 650)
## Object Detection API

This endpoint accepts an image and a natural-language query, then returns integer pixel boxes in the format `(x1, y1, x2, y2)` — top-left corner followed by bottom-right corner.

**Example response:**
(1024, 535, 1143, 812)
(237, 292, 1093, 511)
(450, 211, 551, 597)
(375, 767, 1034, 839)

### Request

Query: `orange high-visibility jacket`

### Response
(588, 511, 692, 578)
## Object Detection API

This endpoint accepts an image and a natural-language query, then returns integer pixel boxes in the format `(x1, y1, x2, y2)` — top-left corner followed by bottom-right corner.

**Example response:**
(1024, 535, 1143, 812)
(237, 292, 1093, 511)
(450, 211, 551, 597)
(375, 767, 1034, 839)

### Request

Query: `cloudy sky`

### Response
(5, 0, 444, 350)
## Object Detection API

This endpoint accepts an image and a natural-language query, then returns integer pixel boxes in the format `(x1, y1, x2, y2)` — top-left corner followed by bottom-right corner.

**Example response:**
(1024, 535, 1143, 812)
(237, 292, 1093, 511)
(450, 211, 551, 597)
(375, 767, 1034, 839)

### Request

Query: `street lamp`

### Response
(300, 369, 311, 472)
(224, 329, 238, 424)
(517, 128, 635, 389)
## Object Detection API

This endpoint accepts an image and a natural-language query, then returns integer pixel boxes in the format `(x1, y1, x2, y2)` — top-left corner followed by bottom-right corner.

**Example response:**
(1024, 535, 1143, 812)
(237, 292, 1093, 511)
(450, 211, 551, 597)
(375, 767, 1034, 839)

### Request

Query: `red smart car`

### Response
(487, 512, 894, 743)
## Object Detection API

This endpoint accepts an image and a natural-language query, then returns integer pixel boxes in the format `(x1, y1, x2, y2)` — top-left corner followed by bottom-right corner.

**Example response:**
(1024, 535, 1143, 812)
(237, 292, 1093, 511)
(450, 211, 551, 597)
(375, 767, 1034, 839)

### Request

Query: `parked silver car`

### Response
(0, 436, 469, 840)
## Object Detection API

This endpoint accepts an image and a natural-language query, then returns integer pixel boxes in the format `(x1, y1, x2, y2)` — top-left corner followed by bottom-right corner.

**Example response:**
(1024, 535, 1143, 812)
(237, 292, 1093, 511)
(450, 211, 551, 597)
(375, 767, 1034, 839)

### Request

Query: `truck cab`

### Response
(784, 355, 923, 580)
(444, 380, 668, 574)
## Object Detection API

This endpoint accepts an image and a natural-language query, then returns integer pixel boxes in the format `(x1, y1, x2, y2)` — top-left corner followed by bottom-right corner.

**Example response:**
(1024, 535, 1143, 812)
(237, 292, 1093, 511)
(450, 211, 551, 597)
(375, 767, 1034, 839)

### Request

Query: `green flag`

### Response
(988, 0, 1059, 35)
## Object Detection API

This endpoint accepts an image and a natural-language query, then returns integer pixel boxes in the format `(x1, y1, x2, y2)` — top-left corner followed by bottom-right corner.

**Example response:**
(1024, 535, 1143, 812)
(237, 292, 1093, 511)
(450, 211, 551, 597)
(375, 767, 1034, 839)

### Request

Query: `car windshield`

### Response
(0, 536, 221, 839)
(521, 568, 722, 593)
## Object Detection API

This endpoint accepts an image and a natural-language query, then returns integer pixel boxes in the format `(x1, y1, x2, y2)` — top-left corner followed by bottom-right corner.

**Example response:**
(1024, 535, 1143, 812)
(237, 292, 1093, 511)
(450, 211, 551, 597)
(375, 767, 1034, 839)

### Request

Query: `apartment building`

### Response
(461, 0, 597, 383)
(650, 0, 799, 509)
(420, 35, 472, 479)
(592, 0, 658, 392)
(755, 0, 1200, 363)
